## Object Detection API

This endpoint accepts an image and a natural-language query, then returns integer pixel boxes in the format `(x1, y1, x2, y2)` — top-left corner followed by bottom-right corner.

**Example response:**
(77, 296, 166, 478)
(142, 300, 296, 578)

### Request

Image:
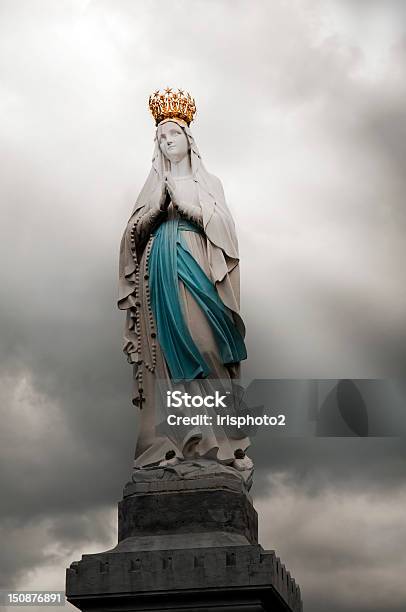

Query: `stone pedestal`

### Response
(66, 475, 302, 612)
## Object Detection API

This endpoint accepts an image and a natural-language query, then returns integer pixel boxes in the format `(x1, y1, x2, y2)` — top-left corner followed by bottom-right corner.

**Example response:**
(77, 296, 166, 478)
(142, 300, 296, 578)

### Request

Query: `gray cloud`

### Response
(256, 474, 406, 612)
(0, 508, 116, 591)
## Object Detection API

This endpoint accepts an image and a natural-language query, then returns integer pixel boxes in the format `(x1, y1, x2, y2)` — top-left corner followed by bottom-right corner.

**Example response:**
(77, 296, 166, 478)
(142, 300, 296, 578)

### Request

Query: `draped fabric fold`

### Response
(148, 218, 247, 382)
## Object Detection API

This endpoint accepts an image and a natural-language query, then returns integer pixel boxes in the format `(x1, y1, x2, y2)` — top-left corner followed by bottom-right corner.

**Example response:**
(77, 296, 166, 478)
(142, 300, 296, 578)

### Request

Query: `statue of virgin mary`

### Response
(118, 89, 251, 476)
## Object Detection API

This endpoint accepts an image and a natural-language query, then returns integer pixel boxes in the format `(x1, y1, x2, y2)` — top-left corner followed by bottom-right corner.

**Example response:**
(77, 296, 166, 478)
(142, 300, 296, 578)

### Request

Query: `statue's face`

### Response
(158, 121, 189, 163)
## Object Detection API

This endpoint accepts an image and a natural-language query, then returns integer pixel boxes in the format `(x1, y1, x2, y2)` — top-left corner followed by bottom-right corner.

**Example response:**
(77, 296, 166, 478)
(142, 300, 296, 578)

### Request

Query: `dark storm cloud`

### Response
(0, 0, 405, 609)
(0, 508, 116, 590)
(256, 476, 406, 612)
(251, 437, 406, 498)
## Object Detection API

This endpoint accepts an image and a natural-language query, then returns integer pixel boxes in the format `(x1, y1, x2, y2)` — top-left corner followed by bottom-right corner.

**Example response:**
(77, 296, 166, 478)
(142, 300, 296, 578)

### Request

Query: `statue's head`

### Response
(157, 119, 190, 164)
(149, 88, 196, 169)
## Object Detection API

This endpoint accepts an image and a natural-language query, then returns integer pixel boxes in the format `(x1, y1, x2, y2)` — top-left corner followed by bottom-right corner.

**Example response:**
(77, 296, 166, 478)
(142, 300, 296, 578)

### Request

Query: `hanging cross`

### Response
(137, 392, 146, 409)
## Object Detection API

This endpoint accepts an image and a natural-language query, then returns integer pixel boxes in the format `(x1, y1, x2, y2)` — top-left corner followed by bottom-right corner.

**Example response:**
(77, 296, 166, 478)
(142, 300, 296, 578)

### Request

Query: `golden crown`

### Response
(148, 87, 196, 126)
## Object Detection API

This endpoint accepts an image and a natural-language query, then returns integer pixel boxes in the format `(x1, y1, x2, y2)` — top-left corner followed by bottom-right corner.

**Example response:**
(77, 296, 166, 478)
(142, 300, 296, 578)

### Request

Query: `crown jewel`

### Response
(149, 87, 196, 126)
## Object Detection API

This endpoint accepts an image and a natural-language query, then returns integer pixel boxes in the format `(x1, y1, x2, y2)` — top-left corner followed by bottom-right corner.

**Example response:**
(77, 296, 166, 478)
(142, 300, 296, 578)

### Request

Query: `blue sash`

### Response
(148, 218, 247, 382)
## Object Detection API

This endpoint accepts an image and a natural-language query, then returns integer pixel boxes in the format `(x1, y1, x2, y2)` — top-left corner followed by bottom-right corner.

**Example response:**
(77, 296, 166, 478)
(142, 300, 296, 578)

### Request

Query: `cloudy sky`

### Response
(1, 1, 405, 611)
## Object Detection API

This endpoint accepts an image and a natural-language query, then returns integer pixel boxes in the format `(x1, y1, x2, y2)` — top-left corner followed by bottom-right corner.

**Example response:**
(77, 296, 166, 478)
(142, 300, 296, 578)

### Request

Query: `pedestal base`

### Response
(66, 476, 302, 612)
(118, 473, 258, 547)
(66, 544, 301, 612)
